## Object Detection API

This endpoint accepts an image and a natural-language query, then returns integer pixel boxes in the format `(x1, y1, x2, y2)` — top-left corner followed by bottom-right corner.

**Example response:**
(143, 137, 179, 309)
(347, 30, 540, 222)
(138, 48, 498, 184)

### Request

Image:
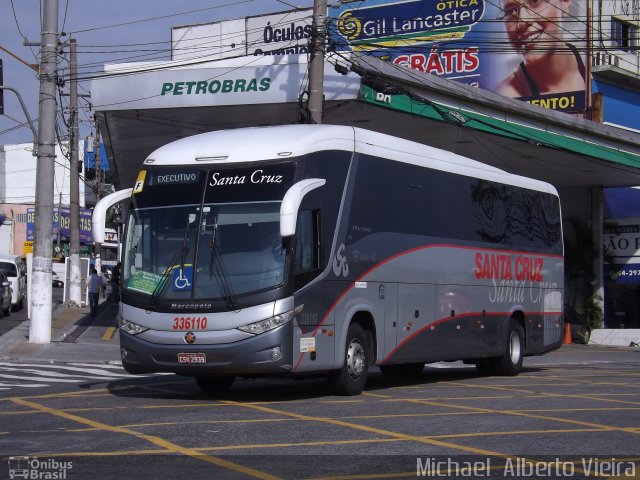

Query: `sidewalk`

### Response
(0, 298, 121, 364)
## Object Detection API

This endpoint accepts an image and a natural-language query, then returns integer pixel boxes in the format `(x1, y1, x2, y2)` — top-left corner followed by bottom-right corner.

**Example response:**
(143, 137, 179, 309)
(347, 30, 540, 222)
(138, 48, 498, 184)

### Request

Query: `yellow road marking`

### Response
(11, 397, 282, 480)
(220, 399, 610, 477)
(222, 399, 521, 459)
(455, 382, 640, 407)
(394, 396, 640, 435)
(101, 326, 117, 341)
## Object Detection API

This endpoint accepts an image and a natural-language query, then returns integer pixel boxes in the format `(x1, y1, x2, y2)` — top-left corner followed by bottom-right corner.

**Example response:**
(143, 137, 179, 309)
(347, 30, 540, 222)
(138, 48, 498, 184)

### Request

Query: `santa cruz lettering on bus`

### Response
(474, 252, 544, 282)
(209, 169, 284, 186)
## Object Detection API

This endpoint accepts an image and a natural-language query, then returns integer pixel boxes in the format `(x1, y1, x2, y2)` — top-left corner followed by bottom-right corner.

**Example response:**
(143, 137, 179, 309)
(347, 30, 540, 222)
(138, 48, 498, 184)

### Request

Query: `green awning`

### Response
(359, 85, 640, 169)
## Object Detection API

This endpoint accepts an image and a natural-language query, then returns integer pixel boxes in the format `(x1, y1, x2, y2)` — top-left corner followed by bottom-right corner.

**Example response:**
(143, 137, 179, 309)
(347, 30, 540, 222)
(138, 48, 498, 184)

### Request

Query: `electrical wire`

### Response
(328, 46, 640, 164)
(4, 1, 638, 147)
(9, 0, 29, 39)
(64, 0, 257, 35)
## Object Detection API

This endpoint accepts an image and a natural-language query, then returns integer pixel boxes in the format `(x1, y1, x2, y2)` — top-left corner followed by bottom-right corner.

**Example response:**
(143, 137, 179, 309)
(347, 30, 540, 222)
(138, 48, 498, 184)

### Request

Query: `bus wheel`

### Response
(379, 363, 424, 377)
(494, 320, 524, 376)
(329, 323, 369, 396)
(195, 376, 235, 396)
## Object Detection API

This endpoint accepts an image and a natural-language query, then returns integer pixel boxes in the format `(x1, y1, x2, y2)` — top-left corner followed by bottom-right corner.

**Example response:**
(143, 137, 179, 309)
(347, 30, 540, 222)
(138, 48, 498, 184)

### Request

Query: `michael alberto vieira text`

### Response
(416, 457, 637, 477)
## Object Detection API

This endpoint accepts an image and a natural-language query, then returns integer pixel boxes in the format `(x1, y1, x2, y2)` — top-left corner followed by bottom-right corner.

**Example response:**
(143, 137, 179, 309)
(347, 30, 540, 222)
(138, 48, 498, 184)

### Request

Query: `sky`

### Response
(0, 0, 314, 146)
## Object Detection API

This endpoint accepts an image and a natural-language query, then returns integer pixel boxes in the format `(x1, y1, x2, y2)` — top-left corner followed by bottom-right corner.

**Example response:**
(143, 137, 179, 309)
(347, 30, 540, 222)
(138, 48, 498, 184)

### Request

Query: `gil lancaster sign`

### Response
(332, 0, 485, 50)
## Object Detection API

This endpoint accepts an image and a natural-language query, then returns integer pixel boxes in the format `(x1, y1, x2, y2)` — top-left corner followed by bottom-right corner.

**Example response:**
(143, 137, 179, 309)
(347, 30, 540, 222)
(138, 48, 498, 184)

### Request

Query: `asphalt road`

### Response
(1, 345, 639, 479)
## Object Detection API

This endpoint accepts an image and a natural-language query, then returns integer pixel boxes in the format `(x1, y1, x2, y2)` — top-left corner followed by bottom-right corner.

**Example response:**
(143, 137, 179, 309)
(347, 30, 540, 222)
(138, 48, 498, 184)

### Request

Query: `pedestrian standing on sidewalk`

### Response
(88, 268, 104, 318)
(110, 262, 121, 303)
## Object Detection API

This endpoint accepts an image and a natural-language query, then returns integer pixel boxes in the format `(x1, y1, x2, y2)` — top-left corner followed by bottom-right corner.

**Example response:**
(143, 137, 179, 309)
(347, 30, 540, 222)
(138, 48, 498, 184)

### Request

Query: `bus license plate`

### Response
(177, 353, 206, 364)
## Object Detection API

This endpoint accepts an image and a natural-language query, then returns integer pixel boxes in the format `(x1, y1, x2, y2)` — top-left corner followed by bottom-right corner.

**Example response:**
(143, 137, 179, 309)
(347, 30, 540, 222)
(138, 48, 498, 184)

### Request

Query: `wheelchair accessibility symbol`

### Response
(172, 266, 193, 291)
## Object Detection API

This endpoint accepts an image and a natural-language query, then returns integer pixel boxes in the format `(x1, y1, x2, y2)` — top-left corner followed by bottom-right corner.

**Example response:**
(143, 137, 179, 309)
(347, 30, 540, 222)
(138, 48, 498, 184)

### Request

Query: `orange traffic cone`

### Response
(563, 323, 572, 345)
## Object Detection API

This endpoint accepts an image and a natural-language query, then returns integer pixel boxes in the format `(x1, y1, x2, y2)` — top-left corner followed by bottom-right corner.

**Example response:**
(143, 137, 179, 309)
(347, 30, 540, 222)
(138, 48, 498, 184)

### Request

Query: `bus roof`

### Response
(143, 125, 558, 196)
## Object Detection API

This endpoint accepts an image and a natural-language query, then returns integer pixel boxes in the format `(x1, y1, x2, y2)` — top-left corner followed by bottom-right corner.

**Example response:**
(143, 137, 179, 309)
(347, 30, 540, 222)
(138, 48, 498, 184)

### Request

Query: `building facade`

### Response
(0, 142, 89, 256)
(90, 0, 640, 330)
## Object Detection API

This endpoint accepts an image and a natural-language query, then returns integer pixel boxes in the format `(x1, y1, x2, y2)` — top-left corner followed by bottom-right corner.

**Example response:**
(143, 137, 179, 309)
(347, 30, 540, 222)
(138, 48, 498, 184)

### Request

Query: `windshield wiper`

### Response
(146, 214, 195, 311)
(207, 219, 238, 311)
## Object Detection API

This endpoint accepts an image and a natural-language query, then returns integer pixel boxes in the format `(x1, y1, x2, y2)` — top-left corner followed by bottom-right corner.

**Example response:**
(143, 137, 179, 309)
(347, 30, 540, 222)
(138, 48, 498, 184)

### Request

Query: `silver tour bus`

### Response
(93, 125, 564, 395)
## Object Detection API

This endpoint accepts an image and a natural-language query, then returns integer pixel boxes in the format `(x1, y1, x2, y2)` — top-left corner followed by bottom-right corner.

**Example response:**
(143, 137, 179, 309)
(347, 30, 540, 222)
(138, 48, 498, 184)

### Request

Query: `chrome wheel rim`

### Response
(509, 330, 521, 365)
(346, 339, 366, 379)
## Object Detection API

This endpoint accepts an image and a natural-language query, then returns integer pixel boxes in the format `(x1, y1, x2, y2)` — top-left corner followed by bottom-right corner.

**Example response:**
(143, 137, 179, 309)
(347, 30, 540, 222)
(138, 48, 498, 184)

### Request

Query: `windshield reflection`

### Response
(123, 201, 285, 300)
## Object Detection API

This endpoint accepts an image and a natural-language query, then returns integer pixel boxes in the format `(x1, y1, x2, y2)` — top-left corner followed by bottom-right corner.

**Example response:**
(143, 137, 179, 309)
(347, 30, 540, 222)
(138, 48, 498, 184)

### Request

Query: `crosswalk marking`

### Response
(0, 362, 134, 377)
(0, 361, 166, 393)
(0, 383, 49, 390)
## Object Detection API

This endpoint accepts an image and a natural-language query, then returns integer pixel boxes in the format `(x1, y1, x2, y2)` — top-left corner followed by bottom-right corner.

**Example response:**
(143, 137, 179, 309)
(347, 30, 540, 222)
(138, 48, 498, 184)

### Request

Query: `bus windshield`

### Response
(122, 163, 295, 302)
(124, 200, 285, 300)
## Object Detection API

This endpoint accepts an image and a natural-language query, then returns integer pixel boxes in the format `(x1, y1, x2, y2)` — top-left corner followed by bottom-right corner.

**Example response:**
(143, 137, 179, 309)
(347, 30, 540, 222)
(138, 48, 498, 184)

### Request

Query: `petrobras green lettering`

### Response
(160, 78, 271, 95)
(222, 79, 234, 93)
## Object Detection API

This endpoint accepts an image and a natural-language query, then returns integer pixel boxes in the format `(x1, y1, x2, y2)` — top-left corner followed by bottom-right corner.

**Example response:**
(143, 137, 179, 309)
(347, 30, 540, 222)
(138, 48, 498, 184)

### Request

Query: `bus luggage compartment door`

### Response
(391, 284, 436, 363)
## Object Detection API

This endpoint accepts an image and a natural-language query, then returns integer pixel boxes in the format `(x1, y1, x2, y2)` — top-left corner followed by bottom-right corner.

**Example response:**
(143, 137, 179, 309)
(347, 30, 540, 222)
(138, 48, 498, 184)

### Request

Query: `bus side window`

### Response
(294, 210, 321, 287)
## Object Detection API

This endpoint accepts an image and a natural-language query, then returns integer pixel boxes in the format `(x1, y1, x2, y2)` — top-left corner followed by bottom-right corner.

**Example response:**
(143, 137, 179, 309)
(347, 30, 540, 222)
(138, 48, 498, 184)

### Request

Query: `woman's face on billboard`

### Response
(501, 0, 570, 65)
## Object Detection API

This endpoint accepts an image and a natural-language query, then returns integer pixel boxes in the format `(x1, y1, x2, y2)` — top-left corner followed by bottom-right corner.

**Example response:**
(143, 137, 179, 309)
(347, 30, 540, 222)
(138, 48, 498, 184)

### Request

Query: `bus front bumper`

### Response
(119, 324, 293, 376)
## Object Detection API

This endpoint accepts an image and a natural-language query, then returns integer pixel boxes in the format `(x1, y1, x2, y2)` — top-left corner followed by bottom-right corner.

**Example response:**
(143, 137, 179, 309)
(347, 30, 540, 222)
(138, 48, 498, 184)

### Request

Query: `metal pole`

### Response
(94, 123, 102, 279)
(95, 123, 101, 202)
(68, 39, 82, 306)
(30, 0, 59, 344)
(56, 192, 62, 251)
(307, 0, 327, 124)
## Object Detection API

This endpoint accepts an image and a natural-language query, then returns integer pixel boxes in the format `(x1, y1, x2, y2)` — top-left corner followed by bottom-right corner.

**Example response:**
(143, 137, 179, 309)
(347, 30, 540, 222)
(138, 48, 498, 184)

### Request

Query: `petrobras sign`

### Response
(328, 0, 587, 114)
(92, 58, 360, 111)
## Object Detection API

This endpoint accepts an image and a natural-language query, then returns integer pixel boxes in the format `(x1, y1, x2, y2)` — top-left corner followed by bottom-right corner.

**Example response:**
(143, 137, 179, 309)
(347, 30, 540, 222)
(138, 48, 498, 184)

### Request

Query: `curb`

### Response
(0, 300, 120, 364)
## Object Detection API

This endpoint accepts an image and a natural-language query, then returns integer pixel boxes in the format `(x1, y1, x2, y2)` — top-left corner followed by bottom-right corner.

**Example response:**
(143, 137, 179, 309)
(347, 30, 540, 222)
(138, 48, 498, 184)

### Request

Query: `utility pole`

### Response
(93, 123, 102, 277)
(29, 0, 59, 344)
(56, 192, 62, 251)
(307, 0, 327, 124)
(95, 124, 101, 203)
(68, 39, 82, 306)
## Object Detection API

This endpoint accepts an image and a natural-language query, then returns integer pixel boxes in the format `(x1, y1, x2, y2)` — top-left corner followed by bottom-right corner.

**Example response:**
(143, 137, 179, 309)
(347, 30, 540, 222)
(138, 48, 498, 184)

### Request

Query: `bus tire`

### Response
(379, 363, 424, 377)
(195, 376, 235, 396)
(328, 323, 369, 396)
(494, 319, 524, 376)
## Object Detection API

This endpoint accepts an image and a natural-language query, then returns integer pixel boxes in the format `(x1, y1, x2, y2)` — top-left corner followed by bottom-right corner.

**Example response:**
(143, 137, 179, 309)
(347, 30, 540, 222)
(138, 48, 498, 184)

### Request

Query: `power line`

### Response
(64, 0, 257, 35)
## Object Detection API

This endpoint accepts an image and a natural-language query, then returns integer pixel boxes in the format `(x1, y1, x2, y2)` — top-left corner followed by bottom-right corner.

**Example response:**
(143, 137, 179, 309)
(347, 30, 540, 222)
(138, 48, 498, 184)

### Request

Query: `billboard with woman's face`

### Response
(328, 0, 587, 114)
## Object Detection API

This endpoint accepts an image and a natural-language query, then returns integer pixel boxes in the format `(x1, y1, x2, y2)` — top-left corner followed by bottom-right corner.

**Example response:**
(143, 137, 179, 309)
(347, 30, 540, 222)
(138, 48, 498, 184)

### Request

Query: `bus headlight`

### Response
(118, 317, 148, 335)
(238, 309, 296, 335)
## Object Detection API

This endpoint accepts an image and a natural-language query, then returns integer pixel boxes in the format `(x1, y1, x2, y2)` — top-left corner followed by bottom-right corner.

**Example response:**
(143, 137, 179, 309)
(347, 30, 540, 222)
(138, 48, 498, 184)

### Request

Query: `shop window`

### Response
(611, 18, 638, 52)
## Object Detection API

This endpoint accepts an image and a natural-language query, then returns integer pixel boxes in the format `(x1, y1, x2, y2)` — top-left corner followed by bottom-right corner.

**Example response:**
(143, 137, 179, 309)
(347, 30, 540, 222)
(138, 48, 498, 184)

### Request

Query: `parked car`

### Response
(52, 270, 64, 288)
(52, 262, 66, 287)
(0, 254, 26, 312)
(564, 304, 591, 344)
(0, 271, 11, 317)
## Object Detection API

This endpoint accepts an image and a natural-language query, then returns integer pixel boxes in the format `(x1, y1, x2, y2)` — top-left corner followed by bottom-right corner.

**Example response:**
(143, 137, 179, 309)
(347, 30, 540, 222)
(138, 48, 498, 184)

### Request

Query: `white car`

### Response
(0, 255, 26, 311)
(52, 270, 64, 288)
(0, 271, 11, 317)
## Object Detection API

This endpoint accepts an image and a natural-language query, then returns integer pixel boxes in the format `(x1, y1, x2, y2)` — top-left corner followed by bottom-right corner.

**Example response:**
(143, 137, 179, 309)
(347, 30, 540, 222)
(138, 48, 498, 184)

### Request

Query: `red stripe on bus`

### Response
(292, 243, 563, 372)
(381, 310, 562, 364)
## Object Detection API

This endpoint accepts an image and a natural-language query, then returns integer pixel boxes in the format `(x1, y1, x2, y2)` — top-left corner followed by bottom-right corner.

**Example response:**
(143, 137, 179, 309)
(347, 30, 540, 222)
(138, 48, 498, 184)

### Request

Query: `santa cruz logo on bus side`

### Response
(333, 243, 349, 277)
